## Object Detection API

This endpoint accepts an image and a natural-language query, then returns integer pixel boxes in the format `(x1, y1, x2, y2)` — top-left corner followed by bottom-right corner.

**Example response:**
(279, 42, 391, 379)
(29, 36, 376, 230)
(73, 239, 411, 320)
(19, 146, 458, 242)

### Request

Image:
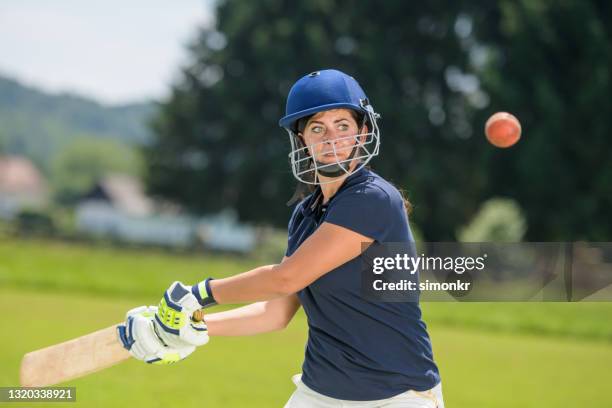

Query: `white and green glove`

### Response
(154, 280, 215, 348)
(117, 305, 196, 364)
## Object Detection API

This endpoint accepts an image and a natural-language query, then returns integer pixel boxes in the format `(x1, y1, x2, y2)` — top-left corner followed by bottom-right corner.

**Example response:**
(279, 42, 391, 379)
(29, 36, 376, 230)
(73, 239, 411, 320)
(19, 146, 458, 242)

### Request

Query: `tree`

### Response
(471, 0, 612, 240)
(457, 198, 527, 242)
(146, 0, 612, 240)
(146, 0, 482, 236)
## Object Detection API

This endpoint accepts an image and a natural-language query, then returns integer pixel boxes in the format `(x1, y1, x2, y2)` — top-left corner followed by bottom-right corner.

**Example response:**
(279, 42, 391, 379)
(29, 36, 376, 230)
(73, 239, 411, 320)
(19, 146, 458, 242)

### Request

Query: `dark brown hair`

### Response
(395, 185, 413, 216)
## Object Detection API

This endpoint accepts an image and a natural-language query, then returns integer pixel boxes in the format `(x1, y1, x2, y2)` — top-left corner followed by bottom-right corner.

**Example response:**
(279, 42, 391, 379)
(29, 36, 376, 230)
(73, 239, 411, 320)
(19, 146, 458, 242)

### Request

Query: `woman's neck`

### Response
(318, 174, 350, 204)
(317, 162, 362, 204)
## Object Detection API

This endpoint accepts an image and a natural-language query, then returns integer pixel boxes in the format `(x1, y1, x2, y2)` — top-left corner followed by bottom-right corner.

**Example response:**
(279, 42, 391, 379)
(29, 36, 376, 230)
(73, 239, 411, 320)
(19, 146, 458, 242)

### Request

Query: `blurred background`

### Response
(1, 0, 611, 406)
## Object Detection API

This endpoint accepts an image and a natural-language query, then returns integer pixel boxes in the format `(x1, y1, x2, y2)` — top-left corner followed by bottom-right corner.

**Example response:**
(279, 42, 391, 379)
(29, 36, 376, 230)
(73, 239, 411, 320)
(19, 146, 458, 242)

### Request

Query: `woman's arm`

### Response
(204, 294, 301, 336)
(209, 222, 373, 304)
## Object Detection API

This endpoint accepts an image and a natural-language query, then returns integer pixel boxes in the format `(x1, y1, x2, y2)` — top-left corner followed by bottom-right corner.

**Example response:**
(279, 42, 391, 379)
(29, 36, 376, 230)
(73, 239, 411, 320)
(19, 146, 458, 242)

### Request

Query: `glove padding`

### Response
(155, 281, 210, 348)
(118, 305, 196, 364)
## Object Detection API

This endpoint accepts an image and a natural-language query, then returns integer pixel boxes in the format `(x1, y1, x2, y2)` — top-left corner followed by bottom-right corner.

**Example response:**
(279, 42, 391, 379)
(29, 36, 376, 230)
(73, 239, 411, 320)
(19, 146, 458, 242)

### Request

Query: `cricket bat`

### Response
(19, 310, 206, 387)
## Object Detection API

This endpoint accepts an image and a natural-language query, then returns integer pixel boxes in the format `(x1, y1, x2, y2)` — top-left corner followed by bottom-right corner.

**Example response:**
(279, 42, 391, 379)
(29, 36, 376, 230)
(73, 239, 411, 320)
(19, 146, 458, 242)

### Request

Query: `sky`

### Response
(0, 0, 213, 105)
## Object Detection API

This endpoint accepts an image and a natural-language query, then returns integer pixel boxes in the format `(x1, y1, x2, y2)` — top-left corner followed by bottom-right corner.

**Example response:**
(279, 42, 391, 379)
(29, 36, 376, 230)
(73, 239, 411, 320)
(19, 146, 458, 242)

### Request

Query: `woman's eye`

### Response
(311, 126, 323, 133)
(338, 124, 349, 131)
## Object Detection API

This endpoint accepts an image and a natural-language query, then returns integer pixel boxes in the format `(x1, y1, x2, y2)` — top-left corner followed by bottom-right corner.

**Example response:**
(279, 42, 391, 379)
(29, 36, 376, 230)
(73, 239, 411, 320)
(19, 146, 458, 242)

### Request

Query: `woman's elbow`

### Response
(273, 265, 302, 296)
(276, 279, 297, 297)
(269, 320, 290, 332)
(274, 312, 295, 331)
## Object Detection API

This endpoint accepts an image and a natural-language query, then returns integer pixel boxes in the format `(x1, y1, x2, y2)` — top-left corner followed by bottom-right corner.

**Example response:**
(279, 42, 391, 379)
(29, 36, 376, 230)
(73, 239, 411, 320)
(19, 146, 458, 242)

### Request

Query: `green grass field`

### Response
(1, 238, 611, 407)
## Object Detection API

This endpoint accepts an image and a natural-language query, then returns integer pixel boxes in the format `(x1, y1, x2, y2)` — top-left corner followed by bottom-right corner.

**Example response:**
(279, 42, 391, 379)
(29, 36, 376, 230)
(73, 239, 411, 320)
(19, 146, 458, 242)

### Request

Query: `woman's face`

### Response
(300, 109, 367, 166)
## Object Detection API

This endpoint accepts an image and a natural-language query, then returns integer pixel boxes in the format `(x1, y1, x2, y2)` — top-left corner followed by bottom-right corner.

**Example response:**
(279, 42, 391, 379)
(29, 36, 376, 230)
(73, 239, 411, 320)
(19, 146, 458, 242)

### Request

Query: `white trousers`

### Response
(284, 374, 445, 408)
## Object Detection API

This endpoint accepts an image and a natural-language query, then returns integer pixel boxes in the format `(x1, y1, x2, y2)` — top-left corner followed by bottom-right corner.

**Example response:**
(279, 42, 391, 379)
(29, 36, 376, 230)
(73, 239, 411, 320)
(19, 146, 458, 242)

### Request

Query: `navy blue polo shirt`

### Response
(285, 167, 440, 401)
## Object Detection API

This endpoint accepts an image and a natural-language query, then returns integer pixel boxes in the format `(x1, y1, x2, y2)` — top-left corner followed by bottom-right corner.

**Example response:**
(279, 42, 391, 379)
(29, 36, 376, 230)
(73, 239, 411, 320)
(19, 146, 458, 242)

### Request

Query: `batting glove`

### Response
(154, 280, 214, 348)
(117, 305, 195, 365)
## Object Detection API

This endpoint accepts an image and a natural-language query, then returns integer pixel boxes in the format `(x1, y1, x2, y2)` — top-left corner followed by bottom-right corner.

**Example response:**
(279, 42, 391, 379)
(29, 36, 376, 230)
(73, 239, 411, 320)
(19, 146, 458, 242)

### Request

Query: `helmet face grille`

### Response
(287, 108, 381, 185)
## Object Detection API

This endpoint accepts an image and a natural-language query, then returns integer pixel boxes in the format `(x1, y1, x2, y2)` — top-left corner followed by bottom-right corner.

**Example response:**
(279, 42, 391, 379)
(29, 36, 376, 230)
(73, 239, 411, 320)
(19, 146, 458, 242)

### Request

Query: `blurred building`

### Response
(80, 174, 154, 217)
(0, 155, 49, 220)
(76, 174, 256, 252)
(197, 210, 258, 253)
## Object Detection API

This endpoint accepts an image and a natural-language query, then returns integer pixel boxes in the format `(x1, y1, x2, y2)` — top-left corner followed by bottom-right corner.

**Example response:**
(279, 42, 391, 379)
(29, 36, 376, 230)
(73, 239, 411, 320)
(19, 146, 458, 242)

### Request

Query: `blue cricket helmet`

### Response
(279, 69, 372, 131)
(280, 69, 381, 186)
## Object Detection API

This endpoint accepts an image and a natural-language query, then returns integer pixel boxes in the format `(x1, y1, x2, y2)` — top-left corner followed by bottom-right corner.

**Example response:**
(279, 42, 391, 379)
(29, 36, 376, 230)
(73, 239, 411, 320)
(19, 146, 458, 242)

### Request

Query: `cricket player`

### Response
(119, 69, 444, 407)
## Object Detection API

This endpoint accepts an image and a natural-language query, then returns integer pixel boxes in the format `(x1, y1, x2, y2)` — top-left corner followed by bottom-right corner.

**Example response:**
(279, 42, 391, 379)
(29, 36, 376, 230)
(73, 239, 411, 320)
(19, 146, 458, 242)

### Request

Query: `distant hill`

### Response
(0, 75, 156, 172)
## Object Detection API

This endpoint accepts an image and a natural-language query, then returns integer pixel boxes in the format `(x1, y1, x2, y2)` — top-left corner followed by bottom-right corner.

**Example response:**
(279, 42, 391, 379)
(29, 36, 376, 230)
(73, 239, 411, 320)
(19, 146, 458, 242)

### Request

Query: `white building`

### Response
(76, 174, 255, 252)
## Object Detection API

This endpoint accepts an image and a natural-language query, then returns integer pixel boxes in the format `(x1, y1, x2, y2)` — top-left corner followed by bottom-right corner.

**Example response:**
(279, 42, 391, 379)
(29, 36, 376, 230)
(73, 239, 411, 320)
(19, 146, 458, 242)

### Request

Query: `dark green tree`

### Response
(472, 0, 612, 239)
(146, 0, 612, 240)
(146, 0, 483, 237)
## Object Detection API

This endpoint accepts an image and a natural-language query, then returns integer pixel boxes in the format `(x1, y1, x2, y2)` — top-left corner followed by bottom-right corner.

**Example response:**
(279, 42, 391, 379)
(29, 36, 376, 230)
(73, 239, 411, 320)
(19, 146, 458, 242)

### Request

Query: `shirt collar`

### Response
(301, 167, 370, 216)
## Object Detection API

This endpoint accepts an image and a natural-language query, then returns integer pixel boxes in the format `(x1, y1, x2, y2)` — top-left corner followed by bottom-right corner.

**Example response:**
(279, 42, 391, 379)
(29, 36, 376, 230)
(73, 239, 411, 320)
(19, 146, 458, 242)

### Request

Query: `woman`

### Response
(119, 69, 444, 407)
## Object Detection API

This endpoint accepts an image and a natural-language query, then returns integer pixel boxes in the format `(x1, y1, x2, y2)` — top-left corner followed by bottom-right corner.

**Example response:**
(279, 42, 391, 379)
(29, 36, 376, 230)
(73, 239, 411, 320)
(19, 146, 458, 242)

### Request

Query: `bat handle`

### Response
(192, 309, 206, 322)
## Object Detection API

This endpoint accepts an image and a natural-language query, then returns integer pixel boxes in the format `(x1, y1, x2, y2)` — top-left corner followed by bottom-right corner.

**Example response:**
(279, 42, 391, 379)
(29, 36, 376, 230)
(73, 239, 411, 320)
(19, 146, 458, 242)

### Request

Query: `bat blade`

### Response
(20, 324, 130, 387)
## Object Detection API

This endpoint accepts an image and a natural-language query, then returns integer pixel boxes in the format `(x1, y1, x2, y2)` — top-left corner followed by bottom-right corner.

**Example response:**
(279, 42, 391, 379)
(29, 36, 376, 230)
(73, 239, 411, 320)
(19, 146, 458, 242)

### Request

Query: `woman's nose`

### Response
(322, 127, 339, 142)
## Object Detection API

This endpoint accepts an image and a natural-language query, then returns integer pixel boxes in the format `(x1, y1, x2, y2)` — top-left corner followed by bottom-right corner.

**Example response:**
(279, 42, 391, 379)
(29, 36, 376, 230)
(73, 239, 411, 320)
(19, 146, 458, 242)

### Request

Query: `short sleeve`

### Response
(324, 185, 392, 242)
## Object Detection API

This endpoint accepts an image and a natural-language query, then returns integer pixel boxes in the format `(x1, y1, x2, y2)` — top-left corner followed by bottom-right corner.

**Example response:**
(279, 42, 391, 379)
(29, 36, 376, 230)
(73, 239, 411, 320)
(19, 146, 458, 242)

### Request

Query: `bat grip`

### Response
(192, 309, 206, 322)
